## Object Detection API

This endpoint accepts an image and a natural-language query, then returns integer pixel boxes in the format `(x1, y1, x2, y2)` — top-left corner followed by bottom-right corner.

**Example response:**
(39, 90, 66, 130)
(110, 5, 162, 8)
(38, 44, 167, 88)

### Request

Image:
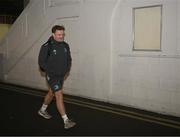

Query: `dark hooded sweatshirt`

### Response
(38, 36, 72, 76)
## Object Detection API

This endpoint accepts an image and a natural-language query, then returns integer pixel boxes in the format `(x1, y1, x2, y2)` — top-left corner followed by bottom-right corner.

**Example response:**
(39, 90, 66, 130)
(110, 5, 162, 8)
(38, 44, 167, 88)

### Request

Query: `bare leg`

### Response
(38, 88, 54, 119)
(43, 88, 54, 105)
(54, 89, 66, 116)
(54, 89, 76, 129)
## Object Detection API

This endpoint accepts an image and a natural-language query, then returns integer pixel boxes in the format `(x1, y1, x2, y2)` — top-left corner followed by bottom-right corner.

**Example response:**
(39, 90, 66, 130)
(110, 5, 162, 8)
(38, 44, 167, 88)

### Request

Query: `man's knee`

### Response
(54, 90, 63, 99)
(48, 90, 54, 98)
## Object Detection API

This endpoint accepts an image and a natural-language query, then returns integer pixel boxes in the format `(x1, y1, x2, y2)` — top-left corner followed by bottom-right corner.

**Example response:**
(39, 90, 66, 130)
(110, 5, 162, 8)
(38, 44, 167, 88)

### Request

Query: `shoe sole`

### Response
(38, 111, 52, 119)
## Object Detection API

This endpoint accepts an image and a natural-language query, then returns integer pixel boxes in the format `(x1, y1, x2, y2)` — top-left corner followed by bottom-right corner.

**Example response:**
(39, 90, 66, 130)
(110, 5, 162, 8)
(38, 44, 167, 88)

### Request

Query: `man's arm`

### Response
(67, 45, 72, 73)
(38, 42, 49, 72)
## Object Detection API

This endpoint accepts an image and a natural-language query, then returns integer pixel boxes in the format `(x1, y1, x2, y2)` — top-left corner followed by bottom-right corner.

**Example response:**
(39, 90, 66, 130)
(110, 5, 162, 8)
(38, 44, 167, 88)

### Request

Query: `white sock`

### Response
(40, 104, 48, 112)
(62, 114, 69, 123)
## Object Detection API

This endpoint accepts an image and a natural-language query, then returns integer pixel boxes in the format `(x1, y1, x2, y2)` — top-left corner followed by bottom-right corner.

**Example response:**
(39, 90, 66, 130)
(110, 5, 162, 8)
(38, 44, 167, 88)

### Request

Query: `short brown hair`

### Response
(52, 25, 65, 33)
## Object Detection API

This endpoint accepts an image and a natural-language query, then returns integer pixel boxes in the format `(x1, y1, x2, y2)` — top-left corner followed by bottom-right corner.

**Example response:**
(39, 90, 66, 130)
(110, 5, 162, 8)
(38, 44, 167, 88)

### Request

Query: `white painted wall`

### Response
(0, 0, 116, 102)
(178, 0, 180, 54)
(0, 0, 180, 117)
(111, 0, 180, 116)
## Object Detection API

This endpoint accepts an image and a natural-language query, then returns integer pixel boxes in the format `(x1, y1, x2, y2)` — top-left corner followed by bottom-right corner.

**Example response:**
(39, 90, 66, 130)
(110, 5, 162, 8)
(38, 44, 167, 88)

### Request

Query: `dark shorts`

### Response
(46, 74, 64, 92)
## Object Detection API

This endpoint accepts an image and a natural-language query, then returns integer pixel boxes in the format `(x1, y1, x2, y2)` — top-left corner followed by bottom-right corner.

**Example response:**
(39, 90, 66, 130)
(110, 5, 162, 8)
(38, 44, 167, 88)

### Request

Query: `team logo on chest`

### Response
(53, 49, 57, 55)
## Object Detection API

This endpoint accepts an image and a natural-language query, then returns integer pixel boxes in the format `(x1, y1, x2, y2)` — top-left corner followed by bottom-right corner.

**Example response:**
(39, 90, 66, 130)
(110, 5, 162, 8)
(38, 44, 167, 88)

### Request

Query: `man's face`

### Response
(53, 30, 65, 42)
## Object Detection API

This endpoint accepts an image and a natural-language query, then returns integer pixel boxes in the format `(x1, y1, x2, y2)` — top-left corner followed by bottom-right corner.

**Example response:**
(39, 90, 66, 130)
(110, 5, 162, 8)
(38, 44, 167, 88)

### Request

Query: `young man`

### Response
(38, 25, 76, 129)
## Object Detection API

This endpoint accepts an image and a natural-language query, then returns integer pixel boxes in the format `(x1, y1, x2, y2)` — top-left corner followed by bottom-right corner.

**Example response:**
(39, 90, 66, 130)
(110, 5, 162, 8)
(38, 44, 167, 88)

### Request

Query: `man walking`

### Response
(38, 25, 76, 129)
